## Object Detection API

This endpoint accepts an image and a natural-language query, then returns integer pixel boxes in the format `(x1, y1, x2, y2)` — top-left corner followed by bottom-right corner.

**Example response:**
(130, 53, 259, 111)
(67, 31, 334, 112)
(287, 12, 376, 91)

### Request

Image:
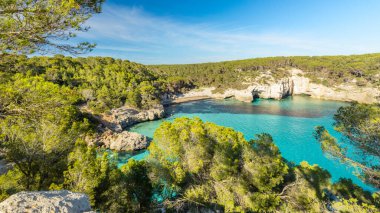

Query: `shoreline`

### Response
(166, 95, 212, 105)
(165, 87, 379, 106)
(166, 93, 356, 107)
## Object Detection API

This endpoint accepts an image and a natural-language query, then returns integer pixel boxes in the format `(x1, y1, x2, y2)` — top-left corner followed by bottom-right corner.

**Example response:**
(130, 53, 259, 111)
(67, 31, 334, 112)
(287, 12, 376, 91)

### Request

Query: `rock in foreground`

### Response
(0, 190, 92, 213)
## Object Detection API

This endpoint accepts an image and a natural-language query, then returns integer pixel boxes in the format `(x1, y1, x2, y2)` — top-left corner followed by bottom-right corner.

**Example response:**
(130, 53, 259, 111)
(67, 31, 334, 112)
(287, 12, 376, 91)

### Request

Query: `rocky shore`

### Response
(84, 105, 165, 152)
(84, 68, 379, 152)
(168, 69, 380, 104)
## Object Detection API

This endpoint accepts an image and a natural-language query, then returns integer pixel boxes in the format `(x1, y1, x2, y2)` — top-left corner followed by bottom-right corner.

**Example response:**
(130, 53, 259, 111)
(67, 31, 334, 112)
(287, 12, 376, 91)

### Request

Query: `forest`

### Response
(0, 0, 379, 212)
(0, 54, 379, 212)
(0, 55, 193, 112)
(151, 54, 380, 93)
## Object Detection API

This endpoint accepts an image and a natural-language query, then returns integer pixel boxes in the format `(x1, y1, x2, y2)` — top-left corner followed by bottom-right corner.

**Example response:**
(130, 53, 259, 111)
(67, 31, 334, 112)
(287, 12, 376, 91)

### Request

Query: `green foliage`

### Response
(0, 33, 379, 213)
(151, 53, 380, 92)
(334, 103, 380, 157)
(120, 159, 153, 211)
(244, 133, 289, 192)
(332, 198, 379, 213)
(148, 117, 289, 212)
(279, 161, 332, 212)
(0, 75, 89, 190)
(0, 169, 23, 201)
(0, 55, 191, 112)
(64, 142, 110, 206)
(314, 103, 380, 188)
(332, 178, 375, 206)
(149, 118, 379, 212)
(313, 126, 346, 158)
(0, 0, 104, 55)
(64, 143, 153, 211)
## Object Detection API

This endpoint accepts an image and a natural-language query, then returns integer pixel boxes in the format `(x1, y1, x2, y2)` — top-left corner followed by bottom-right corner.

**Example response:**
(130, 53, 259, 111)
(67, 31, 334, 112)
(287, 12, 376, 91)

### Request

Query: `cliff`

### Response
(171, 69, 380, 104)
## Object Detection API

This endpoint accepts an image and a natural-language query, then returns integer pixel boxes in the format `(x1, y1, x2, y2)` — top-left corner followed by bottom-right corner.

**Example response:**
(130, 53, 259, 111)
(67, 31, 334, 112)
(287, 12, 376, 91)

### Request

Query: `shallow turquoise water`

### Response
(125, 96, 377, 192)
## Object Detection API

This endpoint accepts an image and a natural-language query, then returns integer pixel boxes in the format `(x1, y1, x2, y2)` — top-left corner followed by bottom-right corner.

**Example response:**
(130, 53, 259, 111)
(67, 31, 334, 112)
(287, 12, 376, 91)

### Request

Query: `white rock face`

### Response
(171, 78, 293, 102)
(0, 190, 92, 213)
(107, 105, 165, 131)
(94, 130, 150, 151)
(82, 105, 161, 151)
(290, 70, 380, 103)
(252, 78, 293, 100)
(291, 75, 310, 95)
(173, 69, 380, 104)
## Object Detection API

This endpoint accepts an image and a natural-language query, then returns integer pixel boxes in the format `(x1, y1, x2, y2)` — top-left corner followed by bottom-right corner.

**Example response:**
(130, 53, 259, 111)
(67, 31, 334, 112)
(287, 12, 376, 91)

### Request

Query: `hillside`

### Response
(150, 54, 380, 103)
(151, 54, 380, 90)
(1, 54, 380, 212)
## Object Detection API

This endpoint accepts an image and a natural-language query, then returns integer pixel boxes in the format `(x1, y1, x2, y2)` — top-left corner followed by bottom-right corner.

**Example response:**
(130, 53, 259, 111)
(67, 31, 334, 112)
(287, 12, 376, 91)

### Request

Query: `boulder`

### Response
(92, 130, 150, 151)
(0, 190, 92, 213)
(108, 105, 165, 131)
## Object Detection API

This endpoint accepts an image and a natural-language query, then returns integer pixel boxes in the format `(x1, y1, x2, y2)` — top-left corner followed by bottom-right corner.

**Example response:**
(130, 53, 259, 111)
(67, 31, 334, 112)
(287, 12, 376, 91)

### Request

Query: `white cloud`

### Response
(77, 5, 380, 64)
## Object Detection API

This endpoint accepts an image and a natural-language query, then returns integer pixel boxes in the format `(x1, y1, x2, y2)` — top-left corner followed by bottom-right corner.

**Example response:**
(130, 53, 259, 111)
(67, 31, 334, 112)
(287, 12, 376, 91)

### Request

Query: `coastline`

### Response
(167, 95, 212, 105)
(165, 70, 380, 105)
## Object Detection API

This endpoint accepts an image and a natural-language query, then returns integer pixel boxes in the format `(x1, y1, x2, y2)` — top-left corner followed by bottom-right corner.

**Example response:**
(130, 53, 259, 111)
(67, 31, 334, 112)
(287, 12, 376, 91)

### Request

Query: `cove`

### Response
(123, 96, 377, 192)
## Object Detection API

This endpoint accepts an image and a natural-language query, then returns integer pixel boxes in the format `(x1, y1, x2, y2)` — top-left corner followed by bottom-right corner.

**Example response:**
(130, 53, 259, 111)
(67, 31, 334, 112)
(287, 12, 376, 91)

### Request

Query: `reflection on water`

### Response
(167, 96, 343, 118)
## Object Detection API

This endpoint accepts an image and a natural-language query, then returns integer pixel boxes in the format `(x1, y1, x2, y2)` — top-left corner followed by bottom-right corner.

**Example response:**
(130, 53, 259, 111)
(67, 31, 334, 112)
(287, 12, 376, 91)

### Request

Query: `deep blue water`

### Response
(121, 96, 377, 192)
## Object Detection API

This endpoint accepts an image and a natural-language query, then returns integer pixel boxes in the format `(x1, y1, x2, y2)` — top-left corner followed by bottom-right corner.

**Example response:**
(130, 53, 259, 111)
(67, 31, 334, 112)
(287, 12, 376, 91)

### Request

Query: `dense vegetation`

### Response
(146, 118, 379, 212)
(314, 103, 380, 189)
(1, 1, 380, 212)
(0, 55, 192, 112)
(0, 54, 379, 213)
(0, 0, 104, 55)
(2, 115, 379, 212)
(151, 54, 380, 92)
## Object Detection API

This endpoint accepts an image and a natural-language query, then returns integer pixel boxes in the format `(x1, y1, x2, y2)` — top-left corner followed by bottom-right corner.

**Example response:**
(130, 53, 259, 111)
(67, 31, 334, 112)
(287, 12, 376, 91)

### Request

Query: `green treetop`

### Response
(0, 0, 104, 55)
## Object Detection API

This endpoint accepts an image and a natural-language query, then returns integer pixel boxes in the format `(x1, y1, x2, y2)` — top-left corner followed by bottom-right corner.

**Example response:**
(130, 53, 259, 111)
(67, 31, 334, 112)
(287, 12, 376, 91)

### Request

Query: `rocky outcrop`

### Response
(170, 79, 294, 103)
(89, 130, 150, 151)
(0, 190, 92, 213)
(252, 78, 293, 100)
(172, 69, 380, 104)
(105, 105, 165, 132)
(291, 74, 380, 103)
(81, 105, 162, 151)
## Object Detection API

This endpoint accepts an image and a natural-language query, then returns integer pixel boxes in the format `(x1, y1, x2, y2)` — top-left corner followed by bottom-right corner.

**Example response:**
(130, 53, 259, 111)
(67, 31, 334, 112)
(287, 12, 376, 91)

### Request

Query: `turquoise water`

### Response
(126, 96, 377, 192)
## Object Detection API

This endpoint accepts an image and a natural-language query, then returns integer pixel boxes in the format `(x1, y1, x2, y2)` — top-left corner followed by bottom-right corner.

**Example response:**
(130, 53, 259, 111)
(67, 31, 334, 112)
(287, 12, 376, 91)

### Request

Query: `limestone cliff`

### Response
(172, 69, 380, 104)
(291, 73, 380, 103)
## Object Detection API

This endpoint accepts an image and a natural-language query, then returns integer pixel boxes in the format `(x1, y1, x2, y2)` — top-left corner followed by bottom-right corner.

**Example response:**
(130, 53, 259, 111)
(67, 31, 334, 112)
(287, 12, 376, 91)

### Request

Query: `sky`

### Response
(74, 0, 380, 64)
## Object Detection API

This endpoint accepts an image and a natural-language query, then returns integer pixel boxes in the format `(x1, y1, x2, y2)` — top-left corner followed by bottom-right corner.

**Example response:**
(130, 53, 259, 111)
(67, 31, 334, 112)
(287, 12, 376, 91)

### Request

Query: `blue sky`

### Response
(75, 0, 380, 64)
